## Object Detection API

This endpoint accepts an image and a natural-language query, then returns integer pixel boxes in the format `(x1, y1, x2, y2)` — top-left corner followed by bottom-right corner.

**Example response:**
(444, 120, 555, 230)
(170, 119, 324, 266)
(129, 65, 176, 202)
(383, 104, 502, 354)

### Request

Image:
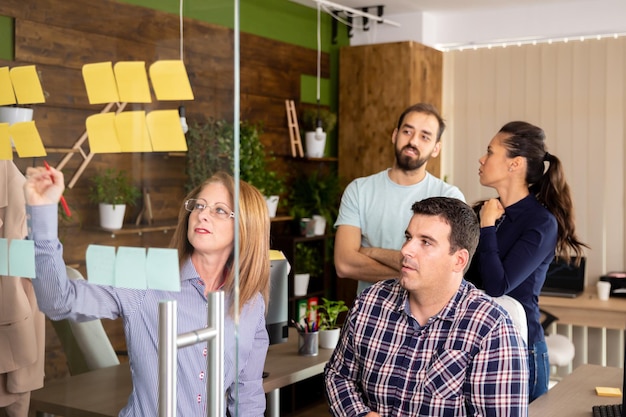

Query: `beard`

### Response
(395, 145, 430, 171)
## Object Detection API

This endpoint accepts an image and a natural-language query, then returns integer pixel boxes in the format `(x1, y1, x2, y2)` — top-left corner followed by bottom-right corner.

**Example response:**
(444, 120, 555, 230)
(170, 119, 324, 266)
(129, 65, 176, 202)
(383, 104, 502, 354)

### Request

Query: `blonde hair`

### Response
(170, 171, 270, 313)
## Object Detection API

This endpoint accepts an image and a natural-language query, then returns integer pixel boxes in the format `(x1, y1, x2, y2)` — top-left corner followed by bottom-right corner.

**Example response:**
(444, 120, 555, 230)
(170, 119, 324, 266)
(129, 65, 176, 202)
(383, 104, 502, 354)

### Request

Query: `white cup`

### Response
(597, 281, 611, 301)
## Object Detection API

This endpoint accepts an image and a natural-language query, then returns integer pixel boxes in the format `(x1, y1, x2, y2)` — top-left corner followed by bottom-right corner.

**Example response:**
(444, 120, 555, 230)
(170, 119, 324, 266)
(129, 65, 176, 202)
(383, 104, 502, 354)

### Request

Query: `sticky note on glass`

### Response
(0, 124, 12, 160)
(8, 239, 36, 278)
(146, 248, 180, 291)
(10, 122, 47, 158)
(0, 238, 8, 275)
(596, 387, 622, 397)
(149, 60, 194, 101)
(82, 62, 120, 104)
(86, 244, 116, 286)
(146, 110, 188, 152)
(115, 247, 147, 289)
(86, 113, 122, 153)
(0, 67, 16, 106)
(114, 62, 151, 103)
(10, 66, 45, 104)
(116, 111, 152, 152)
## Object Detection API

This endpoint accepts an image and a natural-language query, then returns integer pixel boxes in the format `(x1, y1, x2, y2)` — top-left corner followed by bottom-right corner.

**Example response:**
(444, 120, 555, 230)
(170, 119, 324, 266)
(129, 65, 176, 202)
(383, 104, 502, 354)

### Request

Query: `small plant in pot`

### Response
(311, 297, 349, 349)
(288, 169, 341, 236)
(88, 168, 141, 230)
(293, 243, 323, 297)
(300, 107, 337, 158)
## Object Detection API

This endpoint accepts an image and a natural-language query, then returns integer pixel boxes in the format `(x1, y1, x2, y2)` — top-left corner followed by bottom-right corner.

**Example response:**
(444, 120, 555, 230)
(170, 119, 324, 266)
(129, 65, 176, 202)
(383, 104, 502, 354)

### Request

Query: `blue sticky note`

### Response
(8, 239, 36, 278)
(86, 244, 116, 286)
(0, 238, 8, 275)
(115, 246, 147, 289)
(146, 248, 180, 292)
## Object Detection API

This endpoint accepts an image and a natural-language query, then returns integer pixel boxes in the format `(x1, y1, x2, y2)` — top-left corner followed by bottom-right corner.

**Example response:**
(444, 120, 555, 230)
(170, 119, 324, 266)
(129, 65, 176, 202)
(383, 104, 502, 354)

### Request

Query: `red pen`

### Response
(43, 160, 71, 217)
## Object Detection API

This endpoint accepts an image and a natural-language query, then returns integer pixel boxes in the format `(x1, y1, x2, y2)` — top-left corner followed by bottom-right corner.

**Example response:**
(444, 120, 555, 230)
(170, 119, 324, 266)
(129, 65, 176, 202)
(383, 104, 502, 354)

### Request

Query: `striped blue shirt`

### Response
(27, 204, 268, 417)
(324, 279, 529, 416)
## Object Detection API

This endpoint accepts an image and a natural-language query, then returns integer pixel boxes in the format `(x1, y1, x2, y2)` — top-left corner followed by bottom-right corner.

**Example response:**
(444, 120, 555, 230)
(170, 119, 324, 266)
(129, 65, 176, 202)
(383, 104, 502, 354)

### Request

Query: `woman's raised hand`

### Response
(23, 166, 65, 206)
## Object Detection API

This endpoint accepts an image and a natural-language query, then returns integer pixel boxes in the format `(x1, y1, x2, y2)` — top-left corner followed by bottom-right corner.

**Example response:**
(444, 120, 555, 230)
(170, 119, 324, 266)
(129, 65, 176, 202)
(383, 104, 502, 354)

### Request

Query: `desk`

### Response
(30, 328, 332, 417)
(530, 364, 622, 416)
(540, 286, 626, 330)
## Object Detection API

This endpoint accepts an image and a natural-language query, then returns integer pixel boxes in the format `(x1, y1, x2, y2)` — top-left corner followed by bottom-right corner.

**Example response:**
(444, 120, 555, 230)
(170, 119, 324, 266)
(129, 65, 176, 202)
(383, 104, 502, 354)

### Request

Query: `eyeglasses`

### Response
(184, 198, 235, 220)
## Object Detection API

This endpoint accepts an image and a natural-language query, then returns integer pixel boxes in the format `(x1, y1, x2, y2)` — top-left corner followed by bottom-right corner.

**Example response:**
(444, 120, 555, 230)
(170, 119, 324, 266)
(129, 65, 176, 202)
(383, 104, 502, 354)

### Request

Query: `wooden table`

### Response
(540, 286, 626, 330)
(529, 364, 623, 416)
(31, 328, 333, 417)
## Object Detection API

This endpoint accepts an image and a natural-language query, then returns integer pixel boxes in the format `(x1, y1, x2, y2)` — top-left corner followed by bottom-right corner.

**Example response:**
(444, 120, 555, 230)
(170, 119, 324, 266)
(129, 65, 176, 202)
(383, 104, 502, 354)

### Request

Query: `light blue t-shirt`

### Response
(334, 169, 465, 293)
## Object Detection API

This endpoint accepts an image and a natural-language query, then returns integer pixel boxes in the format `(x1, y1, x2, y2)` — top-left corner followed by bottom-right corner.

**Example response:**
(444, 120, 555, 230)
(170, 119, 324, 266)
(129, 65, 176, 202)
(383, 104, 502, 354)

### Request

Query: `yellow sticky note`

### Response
(596, 387, 622, 397)
(9, 66, 45, 104)
(82, 62, 120, 104)
(114, 62, 151, 103)
(86, 113, 122, 153)
(10, 121, 46, 157)
(146, 110, 187, 152)
(0, 67, 16, 106)
(115, 111, 152, 152)
(149, 60, 194, 101)
(270, 250, 286, 261)
(0, 124, 12, 160)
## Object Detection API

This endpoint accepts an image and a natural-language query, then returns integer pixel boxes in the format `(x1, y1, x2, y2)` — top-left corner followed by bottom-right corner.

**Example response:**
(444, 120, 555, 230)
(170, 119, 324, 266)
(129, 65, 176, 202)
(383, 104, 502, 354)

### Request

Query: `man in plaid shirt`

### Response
(325, 197, 528, 416)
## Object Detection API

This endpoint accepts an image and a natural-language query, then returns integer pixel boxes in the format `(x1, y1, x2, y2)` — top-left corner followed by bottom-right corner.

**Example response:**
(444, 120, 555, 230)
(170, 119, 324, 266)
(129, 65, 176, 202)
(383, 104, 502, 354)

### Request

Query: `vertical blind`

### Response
(442, 37, 626, 282)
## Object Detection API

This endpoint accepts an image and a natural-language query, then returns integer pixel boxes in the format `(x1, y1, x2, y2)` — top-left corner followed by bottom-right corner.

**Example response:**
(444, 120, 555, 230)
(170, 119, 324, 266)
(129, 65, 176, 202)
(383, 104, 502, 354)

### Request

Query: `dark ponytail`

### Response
(500, 122, 589, 263)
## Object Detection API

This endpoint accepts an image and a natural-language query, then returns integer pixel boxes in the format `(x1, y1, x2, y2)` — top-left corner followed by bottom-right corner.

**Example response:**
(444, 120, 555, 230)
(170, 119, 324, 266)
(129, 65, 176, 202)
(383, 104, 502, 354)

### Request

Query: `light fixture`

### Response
(179, 105, 188, 134)
(315, 1, 324, 141)
(308, 0, 400, 27)
(178, 0, 188, 134)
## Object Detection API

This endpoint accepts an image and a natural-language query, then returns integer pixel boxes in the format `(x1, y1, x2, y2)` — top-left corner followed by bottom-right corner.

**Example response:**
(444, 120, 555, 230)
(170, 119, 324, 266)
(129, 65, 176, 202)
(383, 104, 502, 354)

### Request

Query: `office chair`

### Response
(492, 295, 528, 345)
(541, 309, 575, 380)
(49, 266, 121, 375)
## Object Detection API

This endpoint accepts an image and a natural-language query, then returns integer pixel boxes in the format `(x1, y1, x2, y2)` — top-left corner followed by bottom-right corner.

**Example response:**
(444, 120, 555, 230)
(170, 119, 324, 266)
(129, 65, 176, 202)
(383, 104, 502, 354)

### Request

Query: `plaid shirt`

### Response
(324, 280, 529, 417)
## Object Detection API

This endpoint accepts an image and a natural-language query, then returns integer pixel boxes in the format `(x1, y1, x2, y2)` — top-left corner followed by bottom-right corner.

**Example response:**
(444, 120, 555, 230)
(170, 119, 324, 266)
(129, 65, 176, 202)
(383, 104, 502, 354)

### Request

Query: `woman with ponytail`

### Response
(465, 121, 588, 401)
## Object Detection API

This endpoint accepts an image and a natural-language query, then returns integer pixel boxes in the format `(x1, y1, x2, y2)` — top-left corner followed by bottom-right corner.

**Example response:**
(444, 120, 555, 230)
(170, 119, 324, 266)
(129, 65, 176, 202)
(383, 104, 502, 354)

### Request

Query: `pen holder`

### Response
(298, 331, 319, 356)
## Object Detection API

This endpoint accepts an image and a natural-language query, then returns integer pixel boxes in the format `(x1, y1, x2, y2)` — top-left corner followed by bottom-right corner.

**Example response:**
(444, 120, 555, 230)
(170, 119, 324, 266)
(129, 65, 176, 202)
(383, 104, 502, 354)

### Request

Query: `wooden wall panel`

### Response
(1, 0, 328, 381)
(338, 41, 443, 187)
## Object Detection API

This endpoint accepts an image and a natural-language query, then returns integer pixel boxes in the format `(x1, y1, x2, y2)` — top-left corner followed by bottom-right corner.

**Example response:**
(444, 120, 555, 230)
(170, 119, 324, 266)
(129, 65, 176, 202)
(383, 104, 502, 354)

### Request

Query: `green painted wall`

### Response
(0, 16, 13, 60)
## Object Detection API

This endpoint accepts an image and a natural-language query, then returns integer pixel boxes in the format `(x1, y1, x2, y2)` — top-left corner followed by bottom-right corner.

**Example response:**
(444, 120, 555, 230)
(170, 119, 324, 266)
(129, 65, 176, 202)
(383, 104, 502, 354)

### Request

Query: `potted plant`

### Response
(293, 242, 323, 296)
(288, 169, 341, 235)
(300, 107, 337, 158)
(311, 297, 349, 349)
(185, 118, 285, 217)
(88, 168, 141, 230)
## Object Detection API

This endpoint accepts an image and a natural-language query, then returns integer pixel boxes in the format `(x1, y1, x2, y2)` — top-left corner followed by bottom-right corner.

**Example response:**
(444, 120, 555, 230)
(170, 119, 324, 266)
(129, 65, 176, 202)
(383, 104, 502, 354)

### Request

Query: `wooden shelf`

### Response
(292, 156, 338, 162)
(87, 221, 177, 238)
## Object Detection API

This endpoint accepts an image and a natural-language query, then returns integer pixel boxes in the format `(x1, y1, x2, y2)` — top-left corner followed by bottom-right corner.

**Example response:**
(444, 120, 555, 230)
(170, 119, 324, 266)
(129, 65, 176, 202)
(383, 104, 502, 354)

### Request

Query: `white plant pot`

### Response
(305, 130, 326, 158)
(0, 106, 34, 125)
(294, 273, 310, 296)
(312, 215, 326, 236)
(319, 328, 341, 349)
(265, 195, 279, 218)
(99, 203, 127, 230)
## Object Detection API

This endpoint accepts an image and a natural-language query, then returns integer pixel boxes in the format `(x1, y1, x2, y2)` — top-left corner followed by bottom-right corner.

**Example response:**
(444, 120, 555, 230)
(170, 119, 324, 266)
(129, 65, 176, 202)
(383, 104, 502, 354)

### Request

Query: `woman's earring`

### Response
(508, 166, 513, 172)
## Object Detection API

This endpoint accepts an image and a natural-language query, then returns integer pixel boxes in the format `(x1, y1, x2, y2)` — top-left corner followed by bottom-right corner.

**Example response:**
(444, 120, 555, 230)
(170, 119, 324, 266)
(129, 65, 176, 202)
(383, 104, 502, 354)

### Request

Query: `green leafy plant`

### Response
(288, 169, 341, 230)
(294, 242, 323, 277)
(311, 297, 349, 330)
(185, 118, 285, 196)
(301, 107, 337, 133)
(88, 168, 140, 206)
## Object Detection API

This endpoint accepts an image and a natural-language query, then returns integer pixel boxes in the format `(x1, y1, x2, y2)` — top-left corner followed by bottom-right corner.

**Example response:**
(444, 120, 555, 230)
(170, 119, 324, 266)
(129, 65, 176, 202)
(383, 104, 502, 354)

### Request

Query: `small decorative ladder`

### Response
(285, 99, 303, 158)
